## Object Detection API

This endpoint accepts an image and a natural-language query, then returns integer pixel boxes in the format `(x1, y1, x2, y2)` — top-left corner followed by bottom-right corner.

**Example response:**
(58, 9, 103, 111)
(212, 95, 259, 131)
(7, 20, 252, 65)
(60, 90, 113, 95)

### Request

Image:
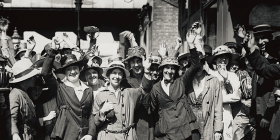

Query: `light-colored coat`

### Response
(93, 76, 153, 140)
(186, 74, 224, 140)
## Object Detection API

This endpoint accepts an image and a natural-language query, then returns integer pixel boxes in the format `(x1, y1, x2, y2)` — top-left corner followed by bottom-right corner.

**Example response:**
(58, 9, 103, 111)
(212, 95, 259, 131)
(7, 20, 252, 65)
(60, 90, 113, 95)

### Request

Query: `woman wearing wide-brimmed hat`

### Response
(79, 48, 105, 98)
(119, 31, 155, 140)
(35, 37, 96, 140)
(93, 54, 153, 140)
(205, 45, 241, 140)
(7, 58, 57, 140)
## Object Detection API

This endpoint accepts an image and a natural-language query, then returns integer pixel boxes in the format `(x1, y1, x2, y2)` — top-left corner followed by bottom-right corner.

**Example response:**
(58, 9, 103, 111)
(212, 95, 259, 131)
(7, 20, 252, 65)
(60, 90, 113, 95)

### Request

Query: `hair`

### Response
(106, 67, 125, 79)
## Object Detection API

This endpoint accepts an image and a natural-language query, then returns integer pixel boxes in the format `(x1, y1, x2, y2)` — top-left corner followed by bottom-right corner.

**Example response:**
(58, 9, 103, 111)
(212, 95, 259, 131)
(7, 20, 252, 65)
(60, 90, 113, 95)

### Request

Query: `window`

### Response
(204, 2, 217, 49)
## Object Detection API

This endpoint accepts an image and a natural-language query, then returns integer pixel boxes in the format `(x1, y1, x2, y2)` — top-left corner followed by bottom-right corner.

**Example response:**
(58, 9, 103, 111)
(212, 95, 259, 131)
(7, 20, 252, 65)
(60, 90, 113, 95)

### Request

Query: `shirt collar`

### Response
(64, 80, 89, 92)
(107, 84, 121, 93)
(161, 78, 171, 87)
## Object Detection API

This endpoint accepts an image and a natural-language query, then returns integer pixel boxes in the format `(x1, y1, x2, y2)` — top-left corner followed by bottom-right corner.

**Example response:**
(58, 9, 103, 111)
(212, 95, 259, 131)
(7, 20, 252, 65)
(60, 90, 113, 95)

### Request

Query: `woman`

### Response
(79, 54, 104, 97)
(186, 51, 223, 140)
(40, 37, 96, 140)
(149, 46, 201, 140)
(232, 57, 255, 140)
(93, 54, 153, 140)
(7, 59, 56, 140)
(206, 45, 241, 140)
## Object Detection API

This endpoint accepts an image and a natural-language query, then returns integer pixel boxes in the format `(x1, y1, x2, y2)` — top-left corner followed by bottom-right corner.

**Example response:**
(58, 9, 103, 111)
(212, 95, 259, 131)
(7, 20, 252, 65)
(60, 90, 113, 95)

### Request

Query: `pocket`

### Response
(154, 109, 167, 137)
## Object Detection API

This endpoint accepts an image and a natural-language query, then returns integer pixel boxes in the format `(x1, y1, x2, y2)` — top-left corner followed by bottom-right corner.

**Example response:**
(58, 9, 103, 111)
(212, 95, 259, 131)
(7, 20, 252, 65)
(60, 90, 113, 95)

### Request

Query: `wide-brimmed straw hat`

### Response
(79, 63, 103, 82)
(15, 42, 36, 60)
(206, 45, 240, 64)
(103, 54, 130, 78)
(253, 24, 274, 34)
(265, 39, 280, 58)
(9, 59, 42, 83)
(123, 46, 146, 63)
(55, 54, 85, 73)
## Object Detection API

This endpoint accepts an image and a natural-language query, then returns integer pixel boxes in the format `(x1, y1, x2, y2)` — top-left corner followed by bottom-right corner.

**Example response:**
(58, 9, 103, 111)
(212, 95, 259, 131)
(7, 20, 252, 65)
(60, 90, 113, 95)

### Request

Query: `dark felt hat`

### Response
(55, 54, 85, 73)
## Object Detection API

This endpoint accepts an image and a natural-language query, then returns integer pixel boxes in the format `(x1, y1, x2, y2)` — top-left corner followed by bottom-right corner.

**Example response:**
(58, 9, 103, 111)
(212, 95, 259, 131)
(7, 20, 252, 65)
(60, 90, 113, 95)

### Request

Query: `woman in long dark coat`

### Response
(149, 47, 201, 140)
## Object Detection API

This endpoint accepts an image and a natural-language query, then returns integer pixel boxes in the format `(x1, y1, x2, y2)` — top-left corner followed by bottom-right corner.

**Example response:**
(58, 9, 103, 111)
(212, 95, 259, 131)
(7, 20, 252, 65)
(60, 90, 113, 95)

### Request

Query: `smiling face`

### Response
(163, 65, 176, 81)
(109, 68, 124, 88)
(214, 54, 230, 69)
(129, 57, 143, 75)
(85, 69, 99, 86)
(65, 65, 80, 83)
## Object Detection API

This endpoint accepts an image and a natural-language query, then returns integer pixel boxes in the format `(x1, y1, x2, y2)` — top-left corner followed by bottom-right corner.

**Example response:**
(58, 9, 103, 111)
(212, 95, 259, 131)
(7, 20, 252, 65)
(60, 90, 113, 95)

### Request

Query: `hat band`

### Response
(14, 68, 35, 79)
(253, 26, 272, 33)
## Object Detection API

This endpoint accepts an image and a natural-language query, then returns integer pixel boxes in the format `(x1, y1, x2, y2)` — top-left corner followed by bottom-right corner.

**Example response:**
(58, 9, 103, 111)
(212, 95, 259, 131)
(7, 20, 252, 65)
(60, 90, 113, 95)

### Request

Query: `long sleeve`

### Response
(247, 49, 280, 80)
(213, 78, 223, 133)
(9, 91, 20, 135)
(181, 48, 201, 87)
(223, 73, 241, 103)
(128, 76, 153, 108)
(92, 95, 106, 128)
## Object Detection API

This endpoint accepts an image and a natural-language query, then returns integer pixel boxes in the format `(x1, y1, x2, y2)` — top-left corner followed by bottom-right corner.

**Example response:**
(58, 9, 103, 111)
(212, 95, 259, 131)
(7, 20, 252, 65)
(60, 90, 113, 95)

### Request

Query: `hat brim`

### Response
(103, 66, 130, 78)
(9, 68, 42, 83)
(79, 66, 104, 82)
(178, 53, 190, 62)
(266, 39, 280, 58)
(253, 29, 275, 34)
(15, 50, 36, 60)
(123, 55, 142, 63)
(55, 60, 84, 73)
(206, 52, 240, 65)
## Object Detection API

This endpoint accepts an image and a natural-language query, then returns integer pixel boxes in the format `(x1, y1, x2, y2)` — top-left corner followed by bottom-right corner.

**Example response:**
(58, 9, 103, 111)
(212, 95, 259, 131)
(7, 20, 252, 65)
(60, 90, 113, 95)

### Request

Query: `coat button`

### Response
(175, 115, 178, 118)
(173, 107, 176, 111)
(79, 116, 82, 118)
(122, 104, 124, 107)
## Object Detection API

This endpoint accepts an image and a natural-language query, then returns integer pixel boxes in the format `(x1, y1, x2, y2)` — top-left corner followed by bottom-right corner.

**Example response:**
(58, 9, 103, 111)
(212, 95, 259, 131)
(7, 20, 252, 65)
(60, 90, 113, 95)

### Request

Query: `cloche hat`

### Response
(103, 54, 130, 78)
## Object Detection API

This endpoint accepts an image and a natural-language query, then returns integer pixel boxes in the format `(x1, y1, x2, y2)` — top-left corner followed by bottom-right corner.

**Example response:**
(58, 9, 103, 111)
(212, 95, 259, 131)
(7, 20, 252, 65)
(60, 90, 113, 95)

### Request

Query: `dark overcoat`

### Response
(246, 49, 280, 140)
(44, 49, 96, 140)
(149, 48, 201, 140)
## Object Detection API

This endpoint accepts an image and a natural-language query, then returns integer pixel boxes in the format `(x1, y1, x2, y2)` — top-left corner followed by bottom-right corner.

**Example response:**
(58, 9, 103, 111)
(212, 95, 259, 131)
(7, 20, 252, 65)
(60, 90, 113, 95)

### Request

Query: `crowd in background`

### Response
(1, 15, 280, 140)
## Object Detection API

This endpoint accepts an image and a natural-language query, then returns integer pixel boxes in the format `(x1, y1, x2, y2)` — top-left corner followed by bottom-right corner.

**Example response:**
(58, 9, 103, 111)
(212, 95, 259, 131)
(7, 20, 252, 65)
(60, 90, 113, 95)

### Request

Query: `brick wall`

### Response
(150, 0, 179, 54)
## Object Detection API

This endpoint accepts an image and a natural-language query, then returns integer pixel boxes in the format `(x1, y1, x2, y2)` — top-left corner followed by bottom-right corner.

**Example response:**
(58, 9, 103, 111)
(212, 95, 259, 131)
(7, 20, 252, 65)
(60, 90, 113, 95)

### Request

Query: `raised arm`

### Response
(246, 49, 280, 80)
(181, 48, 201, 86)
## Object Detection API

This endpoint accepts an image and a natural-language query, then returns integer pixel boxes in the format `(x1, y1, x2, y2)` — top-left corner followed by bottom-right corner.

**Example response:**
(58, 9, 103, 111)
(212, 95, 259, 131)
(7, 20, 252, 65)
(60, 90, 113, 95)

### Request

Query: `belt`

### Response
(104, 123, 135, 134)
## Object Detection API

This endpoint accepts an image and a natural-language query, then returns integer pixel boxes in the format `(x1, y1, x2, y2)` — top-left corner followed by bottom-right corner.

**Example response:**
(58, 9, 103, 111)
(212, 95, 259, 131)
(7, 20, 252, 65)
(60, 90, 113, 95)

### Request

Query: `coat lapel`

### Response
(155, 82, 173, 101)
(80, 88, 90, 104)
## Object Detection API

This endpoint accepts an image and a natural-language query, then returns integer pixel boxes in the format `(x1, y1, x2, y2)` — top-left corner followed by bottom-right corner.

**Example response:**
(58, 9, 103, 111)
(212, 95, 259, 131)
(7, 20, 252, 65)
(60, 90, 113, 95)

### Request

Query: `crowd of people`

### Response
(1, 15, 280, 140)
